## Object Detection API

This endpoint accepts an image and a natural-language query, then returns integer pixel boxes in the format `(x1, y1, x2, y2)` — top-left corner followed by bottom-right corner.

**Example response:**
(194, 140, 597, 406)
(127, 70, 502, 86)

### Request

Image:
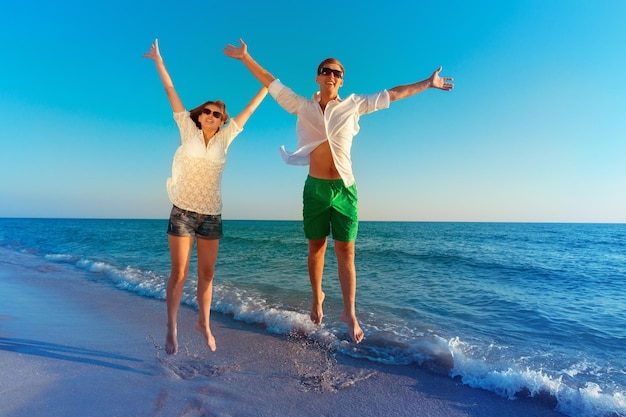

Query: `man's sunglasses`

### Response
(318, 67, 343, 79)
(202, 109, 223, 119)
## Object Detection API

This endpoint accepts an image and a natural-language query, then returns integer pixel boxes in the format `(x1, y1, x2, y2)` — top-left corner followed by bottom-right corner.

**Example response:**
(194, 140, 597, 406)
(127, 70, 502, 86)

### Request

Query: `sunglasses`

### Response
(202, 108, 223, 119)
(318, 67, 343, 79)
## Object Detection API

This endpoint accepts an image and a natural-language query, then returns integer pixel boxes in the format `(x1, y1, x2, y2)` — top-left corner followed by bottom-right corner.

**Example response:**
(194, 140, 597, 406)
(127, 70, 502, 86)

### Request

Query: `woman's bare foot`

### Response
(166, 324, 178, 355)
(341, 312, 364, 344)
(310, 292, 325, 325)
(195, 321, 216, 352)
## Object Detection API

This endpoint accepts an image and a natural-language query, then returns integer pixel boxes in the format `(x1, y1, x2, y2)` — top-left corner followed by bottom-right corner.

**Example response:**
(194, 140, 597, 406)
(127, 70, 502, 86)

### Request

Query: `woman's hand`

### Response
(142, 39, 162, 62)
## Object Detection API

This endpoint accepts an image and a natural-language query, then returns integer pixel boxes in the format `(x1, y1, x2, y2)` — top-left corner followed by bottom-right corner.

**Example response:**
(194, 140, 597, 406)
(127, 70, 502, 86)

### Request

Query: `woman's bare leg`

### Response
(195, 238, 219, 351)
(166, 235, 194, 355)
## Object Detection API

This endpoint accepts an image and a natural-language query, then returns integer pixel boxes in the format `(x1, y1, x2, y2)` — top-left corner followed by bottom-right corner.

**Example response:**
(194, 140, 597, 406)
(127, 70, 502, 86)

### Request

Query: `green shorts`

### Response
(302, 176, 358, 242)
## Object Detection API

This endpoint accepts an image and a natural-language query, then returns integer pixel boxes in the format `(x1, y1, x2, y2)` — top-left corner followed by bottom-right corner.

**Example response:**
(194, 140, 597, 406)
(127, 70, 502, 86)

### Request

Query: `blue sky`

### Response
(1, 0, 624, 222)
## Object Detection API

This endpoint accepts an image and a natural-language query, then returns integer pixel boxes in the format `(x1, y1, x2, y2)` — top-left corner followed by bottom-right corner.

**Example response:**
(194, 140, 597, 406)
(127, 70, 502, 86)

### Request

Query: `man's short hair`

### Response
(317, 58, 344, 76)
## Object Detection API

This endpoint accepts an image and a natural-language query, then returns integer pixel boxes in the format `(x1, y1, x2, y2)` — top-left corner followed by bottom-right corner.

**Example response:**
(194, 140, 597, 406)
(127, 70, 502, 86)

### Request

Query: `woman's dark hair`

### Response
(189, 100, 230, 130)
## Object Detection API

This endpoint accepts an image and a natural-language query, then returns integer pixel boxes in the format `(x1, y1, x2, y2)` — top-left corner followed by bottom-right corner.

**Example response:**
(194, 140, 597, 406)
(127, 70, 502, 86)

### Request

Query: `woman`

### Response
(143, 39, 267, 355)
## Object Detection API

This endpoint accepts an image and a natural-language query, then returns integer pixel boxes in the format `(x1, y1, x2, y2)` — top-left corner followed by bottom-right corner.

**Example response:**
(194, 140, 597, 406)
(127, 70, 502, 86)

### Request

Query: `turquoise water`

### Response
(1, 218, 625, 417)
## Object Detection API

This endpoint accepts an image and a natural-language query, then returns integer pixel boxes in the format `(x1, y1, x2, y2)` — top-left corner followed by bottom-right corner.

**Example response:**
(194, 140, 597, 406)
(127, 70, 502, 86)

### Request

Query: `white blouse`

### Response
(166, 111, 242, 215)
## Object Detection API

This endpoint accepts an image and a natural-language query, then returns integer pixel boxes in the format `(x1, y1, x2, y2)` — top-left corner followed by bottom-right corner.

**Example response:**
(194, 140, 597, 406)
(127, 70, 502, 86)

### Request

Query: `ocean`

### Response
(1, 218, 624, 417)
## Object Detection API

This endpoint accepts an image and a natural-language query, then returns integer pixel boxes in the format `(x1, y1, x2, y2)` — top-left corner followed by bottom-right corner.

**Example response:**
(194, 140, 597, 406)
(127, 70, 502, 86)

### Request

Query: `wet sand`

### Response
(0, 249, 564, 417)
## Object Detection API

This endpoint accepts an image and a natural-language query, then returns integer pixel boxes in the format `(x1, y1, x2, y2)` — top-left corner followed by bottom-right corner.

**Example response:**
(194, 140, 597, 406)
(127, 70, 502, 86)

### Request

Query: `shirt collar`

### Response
(313, 91, 342, 103)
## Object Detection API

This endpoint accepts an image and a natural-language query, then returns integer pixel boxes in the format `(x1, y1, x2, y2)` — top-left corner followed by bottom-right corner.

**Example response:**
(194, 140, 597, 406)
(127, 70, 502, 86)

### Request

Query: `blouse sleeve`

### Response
(173, 111, 197, 144)
(216, 119, 243, 151)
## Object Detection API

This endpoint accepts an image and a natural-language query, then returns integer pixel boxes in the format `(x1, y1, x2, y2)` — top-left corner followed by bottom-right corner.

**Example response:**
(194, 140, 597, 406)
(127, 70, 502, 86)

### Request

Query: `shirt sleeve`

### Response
(358, 90, 390, 115)
(268, 79, 306, 114)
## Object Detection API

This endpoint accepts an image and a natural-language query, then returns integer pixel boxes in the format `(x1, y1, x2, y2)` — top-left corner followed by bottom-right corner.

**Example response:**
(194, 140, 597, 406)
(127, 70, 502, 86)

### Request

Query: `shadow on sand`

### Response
(0, 337, 150, 375)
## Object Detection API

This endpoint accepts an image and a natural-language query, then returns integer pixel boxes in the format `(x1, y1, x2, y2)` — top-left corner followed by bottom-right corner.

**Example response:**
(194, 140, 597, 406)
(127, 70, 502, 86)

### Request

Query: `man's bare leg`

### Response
(334, 240, 364, 344)
(166, 235, 194, 355)
(308, 238, 327, 325)
(195, 238, 219, 351)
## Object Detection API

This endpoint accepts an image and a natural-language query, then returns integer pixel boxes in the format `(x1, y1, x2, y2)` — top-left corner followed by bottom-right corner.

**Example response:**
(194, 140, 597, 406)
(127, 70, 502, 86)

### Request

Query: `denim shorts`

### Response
(167, 206, 223, 240)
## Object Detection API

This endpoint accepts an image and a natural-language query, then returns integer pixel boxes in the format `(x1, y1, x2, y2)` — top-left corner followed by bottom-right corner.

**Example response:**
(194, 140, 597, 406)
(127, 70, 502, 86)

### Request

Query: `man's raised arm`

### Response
(224, 39, 276, 87)
(388, 67, 454, 102)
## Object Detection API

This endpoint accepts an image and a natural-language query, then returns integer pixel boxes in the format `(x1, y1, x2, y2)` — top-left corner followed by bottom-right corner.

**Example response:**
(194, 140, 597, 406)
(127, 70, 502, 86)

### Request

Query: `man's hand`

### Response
(224, 38, 248, 60)
(430, 67, 454, 91)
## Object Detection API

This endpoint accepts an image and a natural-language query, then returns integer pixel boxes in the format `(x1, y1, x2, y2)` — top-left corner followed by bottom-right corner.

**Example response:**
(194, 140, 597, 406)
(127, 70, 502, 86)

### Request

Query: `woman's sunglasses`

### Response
(202, 109, 223, 119)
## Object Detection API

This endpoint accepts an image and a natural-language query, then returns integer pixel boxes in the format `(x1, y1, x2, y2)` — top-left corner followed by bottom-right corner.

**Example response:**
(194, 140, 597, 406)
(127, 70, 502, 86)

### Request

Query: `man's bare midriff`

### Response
(309, 141, 341, 180)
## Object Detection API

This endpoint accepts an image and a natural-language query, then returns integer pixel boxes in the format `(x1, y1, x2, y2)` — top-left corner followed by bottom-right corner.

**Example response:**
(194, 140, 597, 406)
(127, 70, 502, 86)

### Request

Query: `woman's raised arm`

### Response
(142, 39, 185, 113)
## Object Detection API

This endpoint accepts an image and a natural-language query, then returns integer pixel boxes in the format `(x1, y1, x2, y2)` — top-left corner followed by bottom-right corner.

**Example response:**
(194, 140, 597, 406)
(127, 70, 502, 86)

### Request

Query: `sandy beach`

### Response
(0, 248, 564, 417)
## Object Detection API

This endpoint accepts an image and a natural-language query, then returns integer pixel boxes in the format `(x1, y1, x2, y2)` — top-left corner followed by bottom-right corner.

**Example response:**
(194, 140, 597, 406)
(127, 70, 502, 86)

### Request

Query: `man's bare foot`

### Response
(166, 324, 178, 355)
(341, 312, 364, 344)
(195, 321, 216, 352)
(310, 292, 325, 325)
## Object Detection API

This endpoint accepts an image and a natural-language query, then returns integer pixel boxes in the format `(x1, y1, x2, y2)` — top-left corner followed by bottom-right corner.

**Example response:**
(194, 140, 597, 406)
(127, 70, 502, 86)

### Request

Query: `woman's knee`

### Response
(197, 267, 215, 283)
(168, 269, 188, 286)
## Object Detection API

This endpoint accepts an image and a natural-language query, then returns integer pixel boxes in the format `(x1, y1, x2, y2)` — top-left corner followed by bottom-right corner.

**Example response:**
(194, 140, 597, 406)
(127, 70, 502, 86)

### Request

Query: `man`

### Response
(224, 39, 453, 343)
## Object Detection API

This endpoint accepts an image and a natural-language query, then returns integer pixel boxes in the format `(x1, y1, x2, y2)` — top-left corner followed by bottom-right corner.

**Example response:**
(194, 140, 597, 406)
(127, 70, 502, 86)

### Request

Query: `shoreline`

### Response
(0, 249, 564, 417)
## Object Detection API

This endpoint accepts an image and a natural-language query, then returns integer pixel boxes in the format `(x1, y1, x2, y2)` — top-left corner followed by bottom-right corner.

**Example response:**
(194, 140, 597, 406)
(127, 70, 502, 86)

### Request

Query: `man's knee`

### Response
(334, 241, 355, 261)
(309, 237, 327, 250)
